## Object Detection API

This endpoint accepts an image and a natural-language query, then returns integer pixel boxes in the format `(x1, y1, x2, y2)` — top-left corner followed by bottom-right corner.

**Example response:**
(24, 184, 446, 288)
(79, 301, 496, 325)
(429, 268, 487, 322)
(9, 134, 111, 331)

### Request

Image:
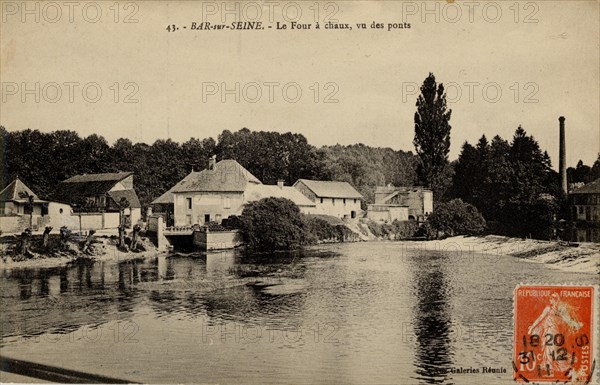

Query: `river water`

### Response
(0, 242, 595, 384)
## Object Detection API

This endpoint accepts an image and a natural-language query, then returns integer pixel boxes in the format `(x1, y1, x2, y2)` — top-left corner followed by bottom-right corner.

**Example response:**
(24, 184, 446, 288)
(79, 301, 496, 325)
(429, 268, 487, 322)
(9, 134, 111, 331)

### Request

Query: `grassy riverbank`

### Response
(406, 235, 599, 275)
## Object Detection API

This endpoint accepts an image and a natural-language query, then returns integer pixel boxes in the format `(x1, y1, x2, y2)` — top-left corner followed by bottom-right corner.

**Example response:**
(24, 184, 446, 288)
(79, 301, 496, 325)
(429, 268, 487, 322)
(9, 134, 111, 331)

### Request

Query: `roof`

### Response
(151, 172, 199, 205)
(245, 184, 317, 207)
(171, 159, 262, 193)
(0, 178, 40, 202)
(375, 186, 432, 194)
(571, 179, 600, 195)
(108, 189, 142, 208)
(56, 172, 138, 205)
(62, 172, 133, 184)
(295, 179, 363, 199)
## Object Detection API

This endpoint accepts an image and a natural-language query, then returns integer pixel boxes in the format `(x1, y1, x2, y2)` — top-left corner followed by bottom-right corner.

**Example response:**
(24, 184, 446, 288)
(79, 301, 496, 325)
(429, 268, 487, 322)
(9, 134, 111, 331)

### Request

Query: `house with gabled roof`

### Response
(246, 182, 317, 214)
(55, 172, 142, 227)
(164, 157, 317, 226)
(293, 179, 362, 219)
(0, 178, 72, 232)
(0, 178, 44, 217)
(368, 185, 433, 222)
(169, 158, 261, 226)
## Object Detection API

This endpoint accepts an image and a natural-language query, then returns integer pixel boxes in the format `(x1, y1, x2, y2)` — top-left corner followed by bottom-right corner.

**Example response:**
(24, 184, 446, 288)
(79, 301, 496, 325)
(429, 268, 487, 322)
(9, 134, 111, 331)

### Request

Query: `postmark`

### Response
(513, 285, 597, 384)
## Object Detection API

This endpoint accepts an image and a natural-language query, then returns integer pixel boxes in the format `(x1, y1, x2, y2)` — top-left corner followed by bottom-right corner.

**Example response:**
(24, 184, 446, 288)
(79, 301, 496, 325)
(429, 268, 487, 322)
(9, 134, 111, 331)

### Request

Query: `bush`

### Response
(222, 215, 244, 230)
(426, 198, 486, 238)
(239, 197, 307, 251)
(391, 220, 419, 239)
(304, 216, 339, 242)
(365, 219, 419, 239)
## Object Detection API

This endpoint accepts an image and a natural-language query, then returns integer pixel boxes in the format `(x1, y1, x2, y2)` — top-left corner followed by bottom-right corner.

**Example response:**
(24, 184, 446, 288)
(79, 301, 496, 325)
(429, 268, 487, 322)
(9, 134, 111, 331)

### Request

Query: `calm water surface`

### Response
(0, 242, 595, 384)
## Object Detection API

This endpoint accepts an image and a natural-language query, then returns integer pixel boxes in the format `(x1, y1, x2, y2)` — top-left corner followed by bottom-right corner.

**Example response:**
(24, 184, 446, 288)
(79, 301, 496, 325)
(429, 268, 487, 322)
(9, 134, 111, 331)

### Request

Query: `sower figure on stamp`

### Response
(527, 293, 583, 377)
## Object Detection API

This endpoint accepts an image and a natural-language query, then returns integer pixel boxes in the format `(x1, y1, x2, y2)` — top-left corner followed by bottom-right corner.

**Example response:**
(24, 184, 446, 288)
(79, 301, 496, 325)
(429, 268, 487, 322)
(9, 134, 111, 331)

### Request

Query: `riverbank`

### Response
(404, 235, 599, 275)
(0, 233, 164, 270)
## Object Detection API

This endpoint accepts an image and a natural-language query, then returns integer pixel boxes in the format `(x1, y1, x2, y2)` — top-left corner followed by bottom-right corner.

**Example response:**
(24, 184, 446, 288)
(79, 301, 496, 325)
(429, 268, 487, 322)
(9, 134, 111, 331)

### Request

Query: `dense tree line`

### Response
(567, 156, 600, 185)
(318, 144, 418, 206)
(0, 127, 216, 206)
(2, 119, 596, 240)
(447, 126, 599, 238)
(0, 126, 418, 208)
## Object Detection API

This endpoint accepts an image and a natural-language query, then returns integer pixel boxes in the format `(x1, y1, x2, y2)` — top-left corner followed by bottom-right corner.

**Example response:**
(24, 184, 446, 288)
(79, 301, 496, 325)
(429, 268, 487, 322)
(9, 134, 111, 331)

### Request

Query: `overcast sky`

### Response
(1, 0, 598, 167)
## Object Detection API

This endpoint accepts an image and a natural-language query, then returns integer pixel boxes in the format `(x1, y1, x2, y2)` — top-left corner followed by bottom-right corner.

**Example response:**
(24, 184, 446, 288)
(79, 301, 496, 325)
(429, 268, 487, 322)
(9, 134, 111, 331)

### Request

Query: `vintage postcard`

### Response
(1, 1, 599, 384)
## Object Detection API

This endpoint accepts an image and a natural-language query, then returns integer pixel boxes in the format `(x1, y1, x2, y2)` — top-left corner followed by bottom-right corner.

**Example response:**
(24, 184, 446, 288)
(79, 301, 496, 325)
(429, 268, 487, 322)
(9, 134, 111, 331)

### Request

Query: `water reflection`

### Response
(412, 253, 453, 384)
(1, 243, 590, 384)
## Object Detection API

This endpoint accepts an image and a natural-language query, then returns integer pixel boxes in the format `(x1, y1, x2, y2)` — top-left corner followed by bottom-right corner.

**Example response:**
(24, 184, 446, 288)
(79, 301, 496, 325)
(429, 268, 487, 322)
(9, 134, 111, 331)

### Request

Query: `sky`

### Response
(1, 0, 599, 168)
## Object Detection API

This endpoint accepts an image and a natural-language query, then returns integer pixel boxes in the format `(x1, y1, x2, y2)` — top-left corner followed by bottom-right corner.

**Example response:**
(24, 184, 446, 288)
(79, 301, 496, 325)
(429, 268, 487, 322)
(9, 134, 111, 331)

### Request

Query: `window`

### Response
(354, 199, 357, 204)
(186, 215, 192, 225)
(579, 206, 584, 214)
(320, 198, 323, 204)
(223, 196, 231, 209)
(332, 198, 335, 206)
(186, 197, 192, 210)
(215, 214, 222, 223)
(204, 214, 211, 223)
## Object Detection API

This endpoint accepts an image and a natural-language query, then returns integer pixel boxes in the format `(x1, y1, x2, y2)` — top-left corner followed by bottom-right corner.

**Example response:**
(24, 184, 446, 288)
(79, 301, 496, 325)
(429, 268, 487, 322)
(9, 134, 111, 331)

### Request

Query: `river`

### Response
(0, 242, 595, 384)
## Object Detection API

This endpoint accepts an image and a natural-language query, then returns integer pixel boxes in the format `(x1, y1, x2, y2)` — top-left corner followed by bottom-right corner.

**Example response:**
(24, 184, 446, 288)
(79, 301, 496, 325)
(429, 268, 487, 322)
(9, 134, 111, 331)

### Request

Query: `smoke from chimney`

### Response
(559, 116, 567, 195)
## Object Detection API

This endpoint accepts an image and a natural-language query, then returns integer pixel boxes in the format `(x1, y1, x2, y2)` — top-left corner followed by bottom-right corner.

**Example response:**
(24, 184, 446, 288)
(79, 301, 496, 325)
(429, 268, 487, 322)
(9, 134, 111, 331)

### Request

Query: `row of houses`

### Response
(151, 157, 364, 226)
(1, 156, 437, 234)
(0, 173, 141, 233)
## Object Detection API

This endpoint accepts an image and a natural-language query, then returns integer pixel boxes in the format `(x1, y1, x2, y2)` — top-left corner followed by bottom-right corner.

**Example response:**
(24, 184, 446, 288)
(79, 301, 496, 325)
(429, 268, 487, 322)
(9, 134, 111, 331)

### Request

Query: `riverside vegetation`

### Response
(2, 73, 599, 245)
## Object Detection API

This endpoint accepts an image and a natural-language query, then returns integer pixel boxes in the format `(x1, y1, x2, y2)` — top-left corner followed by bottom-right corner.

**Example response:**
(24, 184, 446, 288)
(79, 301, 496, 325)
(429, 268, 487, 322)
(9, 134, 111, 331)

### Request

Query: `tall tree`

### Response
(413, 73, 453, 200)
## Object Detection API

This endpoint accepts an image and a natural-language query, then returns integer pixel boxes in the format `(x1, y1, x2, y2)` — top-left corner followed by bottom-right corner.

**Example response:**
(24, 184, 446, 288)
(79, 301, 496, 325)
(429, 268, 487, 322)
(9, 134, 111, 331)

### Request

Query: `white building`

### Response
(293, 179, 362, 219)
(167, 158, 316, 226)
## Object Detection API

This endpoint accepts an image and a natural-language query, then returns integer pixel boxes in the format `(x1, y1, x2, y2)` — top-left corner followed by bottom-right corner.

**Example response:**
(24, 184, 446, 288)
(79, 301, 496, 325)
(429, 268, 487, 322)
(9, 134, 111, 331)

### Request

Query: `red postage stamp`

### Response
(513, 285, 597, 384)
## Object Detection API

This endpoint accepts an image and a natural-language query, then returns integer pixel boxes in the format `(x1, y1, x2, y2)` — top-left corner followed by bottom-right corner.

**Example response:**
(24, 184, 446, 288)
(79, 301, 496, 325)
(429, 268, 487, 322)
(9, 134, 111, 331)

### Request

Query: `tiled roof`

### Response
(108, 189, 142, 208)
(0, 178, 40, 202)
(295, 179, 363, 199)
(171, 159, 262, 193)
(571, 179, 600, 195)
(56, 172, 138, 206)
(151, 172, 199, 204)
(375, 186, 431, 193)
(245, 184, 317, 207)
(56, 181, 119, 202)
(62, 172, 133, 183)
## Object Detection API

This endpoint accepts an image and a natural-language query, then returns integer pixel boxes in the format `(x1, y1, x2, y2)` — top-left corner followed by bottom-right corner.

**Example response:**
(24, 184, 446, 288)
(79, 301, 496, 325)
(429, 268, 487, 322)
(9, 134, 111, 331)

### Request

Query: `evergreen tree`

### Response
(413, 73, 453, 200)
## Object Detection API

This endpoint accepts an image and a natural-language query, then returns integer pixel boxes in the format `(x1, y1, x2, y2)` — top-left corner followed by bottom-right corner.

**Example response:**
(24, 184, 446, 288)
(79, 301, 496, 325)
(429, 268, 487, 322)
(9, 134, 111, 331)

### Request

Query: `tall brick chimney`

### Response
(208, 155, 216, 170)
(559, 116, 567, 195)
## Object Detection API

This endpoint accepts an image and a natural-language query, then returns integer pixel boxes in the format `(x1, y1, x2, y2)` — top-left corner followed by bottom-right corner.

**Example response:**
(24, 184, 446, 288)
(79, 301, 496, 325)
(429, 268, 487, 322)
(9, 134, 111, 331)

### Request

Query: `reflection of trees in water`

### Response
(412, 255, 454, 384)
(2, 253, 313, 341)
(1, 260, 141, 339)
